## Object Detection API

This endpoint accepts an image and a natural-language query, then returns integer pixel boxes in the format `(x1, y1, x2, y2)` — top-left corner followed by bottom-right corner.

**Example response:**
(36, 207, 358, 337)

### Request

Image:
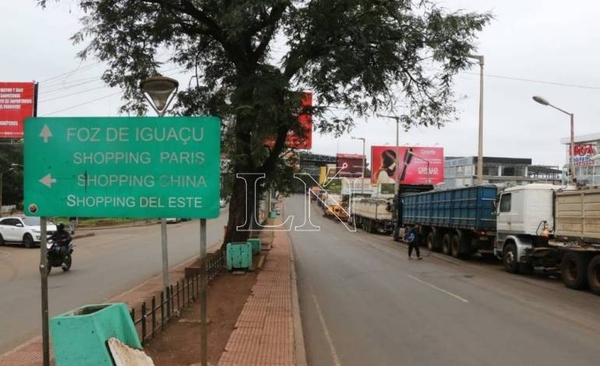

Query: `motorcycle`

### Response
(46, 238, 74, 274)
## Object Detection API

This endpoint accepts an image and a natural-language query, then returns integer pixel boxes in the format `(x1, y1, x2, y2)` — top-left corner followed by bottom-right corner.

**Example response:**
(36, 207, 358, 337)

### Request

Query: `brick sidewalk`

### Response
(218, 228, 305, 366)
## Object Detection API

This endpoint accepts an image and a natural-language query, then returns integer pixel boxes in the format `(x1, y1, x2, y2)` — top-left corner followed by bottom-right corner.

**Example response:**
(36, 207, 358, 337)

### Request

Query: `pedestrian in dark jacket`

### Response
(404, 224, 422, 260)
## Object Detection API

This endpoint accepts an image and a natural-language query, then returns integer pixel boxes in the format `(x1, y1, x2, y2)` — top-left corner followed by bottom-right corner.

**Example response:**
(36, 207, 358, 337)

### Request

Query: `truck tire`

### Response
(503, 243, 519, 274)
(561, 252, 589, 290)
(450, 235, 462, 258)
(442, 233, 453, 256)
(427, 232, 436, 252)
(587, 256, 600, 296)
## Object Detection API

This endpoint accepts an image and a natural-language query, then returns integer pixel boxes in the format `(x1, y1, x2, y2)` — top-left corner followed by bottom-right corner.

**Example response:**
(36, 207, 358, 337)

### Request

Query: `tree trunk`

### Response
(222, 175, 256, 249)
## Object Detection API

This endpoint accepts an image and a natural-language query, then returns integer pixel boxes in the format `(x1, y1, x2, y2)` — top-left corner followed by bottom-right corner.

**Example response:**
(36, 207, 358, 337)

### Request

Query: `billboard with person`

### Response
(0, 82, 36, 139)
(371, 146, 444, 185)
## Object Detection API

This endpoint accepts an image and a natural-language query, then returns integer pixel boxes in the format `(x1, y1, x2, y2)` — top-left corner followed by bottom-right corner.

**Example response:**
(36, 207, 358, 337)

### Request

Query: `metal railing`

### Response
(129, 250, 225, 345)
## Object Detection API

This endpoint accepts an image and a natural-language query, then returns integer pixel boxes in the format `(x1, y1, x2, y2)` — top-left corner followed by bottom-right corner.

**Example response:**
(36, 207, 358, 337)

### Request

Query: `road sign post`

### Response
(24, 116, 221, 365)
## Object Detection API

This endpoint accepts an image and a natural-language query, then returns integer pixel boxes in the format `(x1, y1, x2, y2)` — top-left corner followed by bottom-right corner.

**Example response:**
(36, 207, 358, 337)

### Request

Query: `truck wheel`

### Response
(450, 235, 462, 258)
(561, 252, 589, 290)
(502, 243, 520, 274)
(442, 233, 453, 256)
(587, 256, 600, 296)
(427, 232, 436, 251)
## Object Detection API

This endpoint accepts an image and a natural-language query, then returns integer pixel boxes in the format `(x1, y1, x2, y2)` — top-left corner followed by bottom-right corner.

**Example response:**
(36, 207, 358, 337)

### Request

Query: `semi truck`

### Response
(399, 185, 497, 258)
(494, 184, 600, 295)
(397, 183, 600, 296)
(350, 197, 394, 234)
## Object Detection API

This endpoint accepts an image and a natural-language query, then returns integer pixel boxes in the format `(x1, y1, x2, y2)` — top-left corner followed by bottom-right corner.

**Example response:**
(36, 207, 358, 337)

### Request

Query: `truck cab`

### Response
(494, 183, 563, 273)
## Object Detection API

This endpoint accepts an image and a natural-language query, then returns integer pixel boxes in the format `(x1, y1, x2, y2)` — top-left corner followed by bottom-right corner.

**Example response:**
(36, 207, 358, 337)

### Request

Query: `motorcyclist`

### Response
(51, 222, 72, 265)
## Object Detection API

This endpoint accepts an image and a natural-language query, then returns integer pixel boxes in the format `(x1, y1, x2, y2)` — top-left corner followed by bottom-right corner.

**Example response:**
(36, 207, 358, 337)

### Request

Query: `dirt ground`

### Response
(143, 261, 260, 366)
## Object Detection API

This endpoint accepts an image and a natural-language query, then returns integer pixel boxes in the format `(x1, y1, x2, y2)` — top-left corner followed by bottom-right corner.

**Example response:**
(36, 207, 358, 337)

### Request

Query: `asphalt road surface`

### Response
(0, 212, 227, 354)
(286, 195, 600, 366)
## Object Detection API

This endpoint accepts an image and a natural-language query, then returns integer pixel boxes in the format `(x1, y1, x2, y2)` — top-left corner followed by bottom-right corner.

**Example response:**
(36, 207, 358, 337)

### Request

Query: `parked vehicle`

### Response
(397, 182, 600, 296)
(324, 204, 350, 222)
(392, 184, 435, 241)
(0, 216, 57, 248)
(350, 197, 394, 234)
(398, 185, 497, 258)
(166, 218, 181, 223)
(46, 238, 74, 274)
(494, 184, 600, 295)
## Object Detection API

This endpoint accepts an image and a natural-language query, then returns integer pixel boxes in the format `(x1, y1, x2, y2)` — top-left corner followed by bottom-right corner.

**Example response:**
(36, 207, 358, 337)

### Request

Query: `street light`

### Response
(468, 54, 485, 185)
(532, 95, 575, 185)
(351, 136, 366, 193)
(406, 150, 432, 184)
(140, 75, 179, 296)
(140, 76, 179, 117)
(377, 114, 401, 193)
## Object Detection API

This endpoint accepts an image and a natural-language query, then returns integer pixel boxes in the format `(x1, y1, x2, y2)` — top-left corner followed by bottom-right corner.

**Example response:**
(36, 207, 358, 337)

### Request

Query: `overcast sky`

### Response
(2, 0, 599, 168)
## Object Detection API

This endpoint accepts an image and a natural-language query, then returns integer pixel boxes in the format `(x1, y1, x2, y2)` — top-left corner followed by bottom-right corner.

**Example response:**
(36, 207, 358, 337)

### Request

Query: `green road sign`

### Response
(24, 116, 221, 218)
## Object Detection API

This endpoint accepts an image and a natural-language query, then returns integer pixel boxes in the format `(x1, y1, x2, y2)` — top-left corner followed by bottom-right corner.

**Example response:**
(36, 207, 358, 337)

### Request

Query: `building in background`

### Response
(560, 132, 600, 186)
(443, 156, 562, 189)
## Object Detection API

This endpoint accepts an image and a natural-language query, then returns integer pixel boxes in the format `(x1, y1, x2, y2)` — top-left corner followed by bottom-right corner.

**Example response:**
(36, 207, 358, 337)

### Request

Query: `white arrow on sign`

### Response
(39, 173, 57, 188)
(39, 125, 53, 143)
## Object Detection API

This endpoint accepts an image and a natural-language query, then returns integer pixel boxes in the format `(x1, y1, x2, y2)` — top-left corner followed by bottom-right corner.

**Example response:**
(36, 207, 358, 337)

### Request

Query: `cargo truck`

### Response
(350, 197, 394, 234)
(494, 184, 600, 295)
(399, 185, 498, 258)
(397, 183, 600, 296)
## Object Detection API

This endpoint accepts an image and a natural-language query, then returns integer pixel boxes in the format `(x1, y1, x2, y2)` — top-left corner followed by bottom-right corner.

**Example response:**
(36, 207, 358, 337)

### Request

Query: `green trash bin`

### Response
(50, 303, 140, 366)
(227, 242, 253, 271)
(247, 238, 261, 255)
(269, 211, 277, 219)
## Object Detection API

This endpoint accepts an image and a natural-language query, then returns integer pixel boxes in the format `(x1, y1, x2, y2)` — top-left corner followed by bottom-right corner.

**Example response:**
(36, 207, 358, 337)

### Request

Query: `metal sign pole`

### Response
(39, 217, 50, 366)
(199, 218, 208, 366)
(160, 218, 170, 313)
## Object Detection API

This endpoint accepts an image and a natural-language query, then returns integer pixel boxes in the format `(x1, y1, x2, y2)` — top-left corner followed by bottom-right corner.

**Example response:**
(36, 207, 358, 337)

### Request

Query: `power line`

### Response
(462, 71, 600, 91)
(41, 92, 122, 116)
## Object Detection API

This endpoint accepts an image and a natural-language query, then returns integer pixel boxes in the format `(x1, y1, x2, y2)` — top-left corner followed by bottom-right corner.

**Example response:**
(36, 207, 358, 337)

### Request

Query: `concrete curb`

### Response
(289, 235, 307, 366)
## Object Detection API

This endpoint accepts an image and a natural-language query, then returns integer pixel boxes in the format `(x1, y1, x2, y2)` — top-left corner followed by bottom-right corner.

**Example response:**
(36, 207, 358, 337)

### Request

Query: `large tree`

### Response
(38, 0, 491, 245)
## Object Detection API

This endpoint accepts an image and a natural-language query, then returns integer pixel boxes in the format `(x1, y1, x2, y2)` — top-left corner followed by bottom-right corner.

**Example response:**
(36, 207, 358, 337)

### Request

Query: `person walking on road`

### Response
(69, 216, 77, 235)
(404, 224, 422, 260)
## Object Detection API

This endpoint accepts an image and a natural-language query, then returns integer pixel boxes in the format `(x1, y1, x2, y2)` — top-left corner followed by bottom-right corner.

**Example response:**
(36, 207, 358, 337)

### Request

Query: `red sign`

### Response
(336, 153, 364, 177)
(264, 92, 312, 149)
(573, 143, 597, 166)
(371, 146, 444, 185)
(0, 82, 36, 139)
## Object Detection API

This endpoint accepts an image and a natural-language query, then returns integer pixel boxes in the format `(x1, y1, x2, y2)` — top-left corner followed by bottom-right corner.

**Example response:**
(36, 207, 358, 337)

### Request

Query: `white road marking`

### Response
(309, 286, 343, 366)
(408, 274, 469, 303)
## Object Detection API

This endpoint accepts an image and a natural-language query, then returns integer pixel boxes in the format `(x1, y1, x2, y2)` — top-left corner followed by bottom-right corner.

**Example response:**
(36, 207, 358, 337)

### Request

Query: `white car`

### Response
(220, 198, 227, 208)
(165, 218, 181, 224)
(0, 216, 58, 248)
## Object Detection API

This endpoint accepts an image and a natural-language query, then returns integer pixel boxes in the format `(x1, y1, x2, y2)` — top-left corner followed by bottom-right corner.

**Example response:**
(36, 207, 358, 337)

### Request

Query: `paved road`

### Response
(0, 212, 227, 354)
(286, 195, 600, 366)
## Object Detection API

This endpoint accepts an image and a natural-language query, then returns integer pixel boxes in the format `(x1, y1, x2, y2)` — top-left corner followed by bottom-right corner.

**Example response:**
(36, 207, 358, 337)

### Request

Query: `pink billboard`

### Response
(371, 146, 444, 185)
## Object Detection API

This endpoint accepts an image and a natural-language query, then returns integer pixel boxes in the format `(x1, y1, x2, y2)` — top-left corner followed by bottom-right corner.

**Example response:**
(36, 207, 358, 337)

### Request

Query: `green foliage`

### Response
(0, 142, 24, 206)
(37, 0, 491, 241)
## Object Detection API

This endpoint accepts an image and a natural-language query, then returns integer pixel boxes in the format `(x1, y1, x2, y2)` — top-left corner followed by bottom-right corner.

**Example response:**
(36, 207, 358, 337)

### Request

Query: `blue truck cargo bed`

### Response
(401, 185, 498, 231)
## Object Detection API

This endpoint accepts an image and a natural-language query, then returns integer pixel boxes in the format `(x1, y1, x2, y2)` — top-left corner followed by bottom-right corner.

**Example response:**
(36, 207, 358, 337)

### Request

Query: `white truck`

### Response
(494, 183, 600, 295)
(350, 197, 394, 234)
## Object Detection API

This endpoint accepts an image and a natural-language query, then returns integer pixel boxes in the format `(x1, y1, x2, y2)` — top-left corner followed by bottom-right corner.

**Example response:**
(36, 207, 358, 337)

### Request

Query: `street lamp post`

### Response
(140, 75, 179, 301)
(352, 136, 366, 193)
(377, 114, 401, 193)
(468, 55, 485, 185)
(406, 150, 432, 184)
(532, 95, 576, 185)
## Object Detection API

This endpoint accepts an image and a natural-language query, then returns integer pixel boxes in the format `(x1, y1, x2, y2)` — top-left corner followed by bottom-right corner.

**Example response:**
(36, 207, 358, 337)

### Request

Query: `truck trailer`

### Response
(399, 185, 498, 258)
(350, 197, 394, 234)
